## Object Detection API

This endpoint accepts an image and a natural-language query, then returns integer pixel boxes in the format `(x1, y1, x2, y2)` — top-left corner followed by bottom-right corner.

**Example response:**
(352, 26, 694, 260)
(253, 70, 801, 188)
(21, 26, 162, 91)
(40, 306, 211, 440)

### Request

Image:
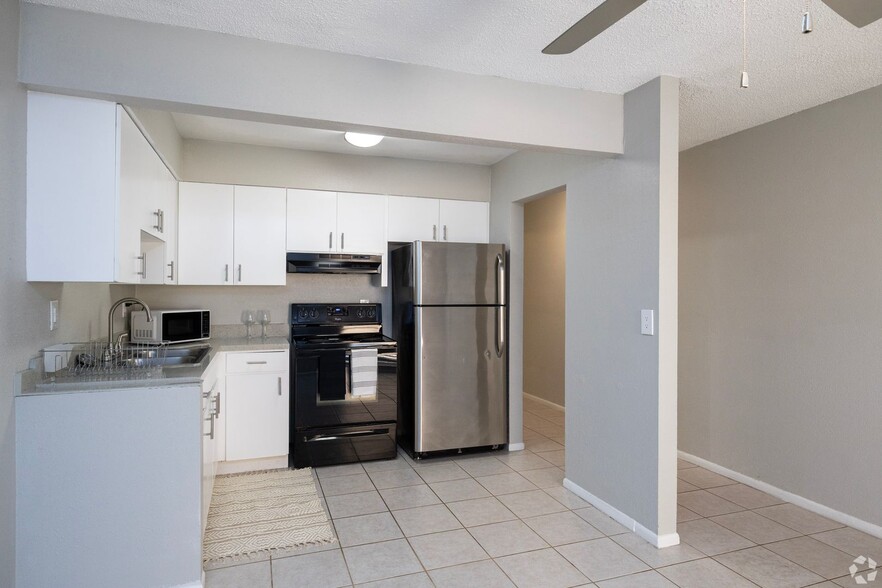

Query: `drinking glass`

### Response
(241, 310, 256, 339)
(257, 310, 271, 339)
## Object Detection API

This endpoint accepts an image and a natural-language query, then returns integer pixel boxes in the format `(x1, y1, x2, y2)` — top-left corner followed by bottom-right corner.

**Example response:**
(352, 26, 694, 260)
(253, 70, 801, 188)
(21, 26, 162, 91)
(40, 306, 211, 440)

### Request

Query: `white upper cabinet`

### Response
(178, 183, 286, 286)
(26, 92, 176, 283)
(177, 183, 235, 285)
(387, 196, 441, 242)
(439, 200, 490, 243)
(337, 192, 387, 254)
(386, 196, 490, 244)
(287, 190, 387, 254)
(233, 186, 287, 286)
(286, 189, 337, 252)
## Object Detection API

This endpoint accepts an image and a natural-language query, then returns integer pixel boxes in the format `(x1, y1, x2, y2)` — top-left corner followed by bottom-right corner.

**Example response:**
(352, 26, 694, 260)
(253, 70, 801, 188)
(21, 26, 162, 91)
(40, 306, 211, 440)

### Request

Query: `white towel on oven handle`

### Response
(349, 348, 378, 398)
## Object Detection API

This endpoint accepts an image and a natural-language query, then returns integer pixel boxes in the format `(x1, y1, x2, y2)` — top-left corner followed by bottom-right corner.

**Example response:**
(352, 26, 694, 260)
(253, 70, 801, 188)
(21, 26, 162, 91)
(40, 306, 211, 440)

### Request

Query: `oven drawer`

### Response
(226, 350, 288, 373)
(291, 423, 397, 468)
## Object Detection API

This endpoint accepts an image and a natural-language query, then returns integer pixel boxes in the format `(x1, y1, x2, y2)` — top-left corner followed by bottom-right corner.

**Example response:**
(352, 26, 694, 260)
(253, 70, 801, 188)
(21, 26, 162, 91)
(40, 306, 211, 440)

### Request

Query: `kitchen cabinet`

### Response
(286, 189, 387, 253)
(439, 200, 490, 243)
(224, 351, 289, 462)
(15, 384, 203, 587)
(201, 353, 223, 535)
(177, 183, 286, 285)
(387, 195, 441, 242)
(387, 196, 490, 244)
(26, 92, 177, 283)
(286, 189, 338, 251)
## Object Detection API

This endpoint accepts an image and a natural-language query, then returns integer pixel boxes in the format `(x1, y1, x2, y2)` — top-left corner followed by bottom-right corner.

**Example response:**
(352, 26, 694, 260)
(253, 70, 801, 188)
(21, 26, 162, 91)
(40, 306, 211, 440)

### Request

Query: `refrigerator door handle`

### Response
(496, 253, 505, 357)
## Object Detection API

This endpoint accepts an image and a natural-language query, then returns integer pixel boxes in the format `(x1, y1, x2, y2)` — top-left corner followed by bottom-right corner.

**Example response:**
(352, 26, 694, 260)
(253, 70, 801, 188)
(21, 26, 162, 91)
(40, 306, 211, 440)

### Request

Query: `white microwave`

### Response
(130, 309, 211, 344)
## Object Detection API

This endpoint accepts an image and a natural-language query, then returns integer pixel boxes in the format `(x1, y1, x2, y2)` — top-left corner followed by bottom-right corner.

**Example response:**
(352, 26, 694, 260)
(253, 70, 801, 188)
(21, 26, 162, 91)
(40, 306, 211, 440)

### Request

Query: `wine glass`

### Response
(257, 310, 271, 339)
(241, 310, 256, 339)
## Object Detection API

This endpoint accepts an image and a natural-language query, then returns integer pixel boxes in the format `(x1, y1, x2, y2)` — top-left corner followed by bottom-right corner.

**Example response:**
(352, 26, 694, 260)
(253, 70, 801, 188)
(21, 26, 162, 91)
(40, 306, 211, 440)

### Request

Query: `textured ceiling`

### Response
(172, 113, 515, 165)
(27, 0, 882, 150)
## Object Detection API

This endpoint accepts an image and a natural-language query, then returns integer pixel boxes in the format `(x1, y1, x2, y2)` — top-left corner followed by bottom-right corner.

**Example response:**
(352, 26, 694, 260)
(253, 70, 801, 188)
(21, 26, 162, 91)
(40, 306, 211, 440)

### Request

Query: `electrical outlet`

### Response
(641, 309, 654, 336)
(49, 300, 59, 331)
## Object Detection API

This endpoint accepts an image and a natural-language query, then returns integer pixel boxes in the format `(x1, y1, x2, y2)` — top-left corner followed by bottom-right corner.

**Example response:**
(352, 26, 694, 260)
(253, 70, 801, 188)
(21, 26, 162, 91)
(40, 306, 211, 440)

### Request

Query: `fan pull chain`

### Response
(802, 0, 814, 33)
(740, 0, 749, 88)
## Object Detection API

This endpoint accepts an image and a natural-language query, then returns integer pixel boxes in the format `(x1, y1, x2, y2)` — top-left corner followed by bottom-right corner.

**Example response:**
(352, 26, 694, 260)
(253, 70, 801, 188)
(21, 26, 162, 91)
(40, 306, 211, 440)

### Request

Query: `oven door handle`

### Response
(307, 428, 391, 442)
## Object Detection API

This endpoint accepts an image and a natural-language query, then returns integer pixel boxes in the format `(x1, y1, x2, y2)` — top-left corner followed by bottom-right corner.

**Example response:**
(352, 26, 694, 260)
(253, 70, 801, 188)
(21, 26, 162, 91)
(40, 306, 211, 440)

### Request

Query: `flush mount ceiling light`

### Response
(344, 132, 384, 148)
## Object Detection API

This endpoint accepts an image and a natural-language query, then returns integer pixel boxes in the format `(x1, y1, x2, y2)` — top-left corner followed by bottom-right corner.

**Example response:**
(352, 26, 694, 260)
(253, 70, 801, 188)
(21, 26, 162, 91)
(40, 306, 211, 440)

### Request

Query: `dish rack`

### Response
(41, 340, 169, 384)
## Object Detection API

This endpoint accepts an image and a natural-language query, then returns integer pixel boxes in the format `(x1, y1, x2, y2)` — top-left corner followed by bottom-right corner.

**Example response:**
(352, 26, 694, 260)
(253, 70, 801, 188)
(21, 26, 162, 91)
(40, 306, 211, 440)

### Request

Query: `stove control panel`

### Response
(291, 303, 380, 324)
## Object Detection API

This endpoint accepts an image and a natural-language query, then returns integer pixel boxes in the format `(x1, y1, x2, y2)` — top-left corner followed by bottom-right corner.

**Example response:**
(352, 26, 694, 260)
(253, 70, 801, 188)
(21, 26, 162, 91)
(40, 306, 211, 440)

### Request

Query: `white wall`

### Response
(127, 106, 183, 178)
(1, 2, 132, 584)
(19, 2, 623, 155)
(182, 139, 490, 201)
(491, 77, 679, 541)
(680, 83, 882, 528)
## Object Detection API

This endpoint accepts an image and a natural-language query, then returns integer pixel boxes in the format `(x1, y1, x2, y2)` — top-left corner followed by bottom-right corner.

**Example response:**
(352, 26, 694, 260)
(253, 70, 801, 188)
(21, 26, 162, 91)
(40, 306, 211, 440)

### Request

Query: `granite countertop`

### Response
(19, 335, 289, 396)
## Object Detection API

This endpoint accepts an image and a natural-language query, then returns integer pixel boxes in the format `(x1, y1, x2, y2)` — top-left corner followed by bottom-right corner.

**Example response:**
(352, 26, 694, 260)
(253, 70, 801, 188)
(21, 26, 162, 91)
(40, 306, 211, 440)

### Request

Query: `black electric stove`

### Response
(289, 303, 398, 468)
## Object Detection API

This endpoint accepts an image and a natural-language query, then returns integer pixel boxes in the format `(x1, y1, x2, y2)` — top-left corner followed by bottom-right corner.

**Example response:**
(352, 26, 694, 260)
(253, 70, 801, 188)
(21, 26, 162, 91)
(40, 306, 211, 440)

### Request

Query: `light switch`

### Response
(641, 309, 654, 336)
(49, 300, 59, 331)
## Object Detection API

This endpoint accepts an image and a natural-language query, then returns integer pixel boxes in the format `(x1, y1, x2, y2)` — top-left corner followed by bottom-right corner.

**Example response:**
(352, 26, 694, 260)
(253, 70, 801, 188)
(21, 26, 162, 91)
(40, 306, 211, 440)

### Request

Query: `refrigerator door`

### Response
(415, 242, 506, 306)
(414, 305, 508, 452)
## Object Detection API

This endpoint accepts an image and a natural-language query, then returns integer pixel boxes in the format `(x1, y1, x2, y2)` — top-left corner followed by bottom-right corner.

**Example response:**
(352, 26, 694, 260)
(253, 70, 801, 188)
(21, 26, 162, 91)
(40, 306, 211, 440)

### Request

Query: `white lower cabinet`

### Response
(224, 351, 290, 462)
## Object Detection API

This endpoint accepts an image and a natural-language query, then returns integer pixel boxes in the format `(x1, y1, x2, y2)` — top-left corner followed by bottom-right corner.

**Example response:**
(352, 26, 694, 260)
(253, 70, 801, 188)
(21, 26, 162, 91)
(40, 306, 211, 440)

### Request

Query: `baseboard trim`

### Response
(563, 478, 680, 549)
(508, 442, 525, 452)
(678, 450, 882, 539)
(523, 393, 565, 412)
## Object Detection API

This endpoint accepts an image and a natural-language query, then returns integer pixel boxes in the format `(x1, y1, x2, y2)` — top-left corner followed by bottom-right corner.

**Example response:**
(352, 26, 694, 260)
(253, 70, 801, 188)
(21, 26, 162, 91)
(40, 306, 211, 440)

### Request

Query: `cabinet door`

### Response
(117, 108, 147, 284)
(387, 196, 440, 242)
(161, 168, 179, 284)
(337, 192, 387, 253)
(177, 183, 235, 285)
(26, 93, 119, 282)
(286, 189, 337, 252)
(233, 186, 287, 285)
(439, 200, 490, 243)
(225, 372, 289, 461)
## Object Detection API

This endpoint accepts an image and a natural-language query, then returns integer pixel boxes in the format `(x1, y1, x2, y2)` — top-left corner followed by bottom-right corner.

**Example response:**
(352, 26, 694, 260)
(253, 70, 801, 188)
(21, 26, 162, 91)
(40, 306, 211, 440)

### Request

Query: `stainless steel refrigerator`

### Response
(391, 241, 508, 457)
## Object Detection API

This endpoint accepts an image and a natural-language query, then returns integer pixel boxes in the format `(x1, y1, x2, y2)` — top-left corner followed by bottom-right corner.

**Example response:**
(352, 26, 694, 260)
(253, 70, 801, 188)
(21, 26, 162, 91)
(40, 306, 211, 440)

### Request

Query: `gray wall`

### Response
(523, 190, 566, 407)
(679, 83, 882, 527)
(127, 106, 183, 177)
(1, 2, 131, 584)
(182, 139, 490, 201)
(491, 77, 679, 538)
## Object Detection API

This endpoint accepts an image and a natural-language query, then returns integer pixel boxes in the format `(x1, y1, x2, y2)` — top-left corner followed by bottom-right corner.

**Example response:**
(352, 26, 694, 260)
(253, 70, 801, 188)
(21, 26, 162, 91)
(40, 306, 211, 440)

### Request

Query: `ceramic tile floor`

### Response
(205, 397, 881, 587)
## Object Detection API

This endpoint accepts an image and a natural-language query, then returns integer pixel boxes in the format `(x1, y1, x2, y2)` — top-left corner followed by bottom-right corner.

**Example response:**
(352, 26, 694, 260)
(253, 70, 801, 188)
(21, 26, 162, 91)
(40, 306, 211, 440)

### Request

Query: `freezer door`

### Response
(415, 242, 506, 306)
(414, 306, 508, 452)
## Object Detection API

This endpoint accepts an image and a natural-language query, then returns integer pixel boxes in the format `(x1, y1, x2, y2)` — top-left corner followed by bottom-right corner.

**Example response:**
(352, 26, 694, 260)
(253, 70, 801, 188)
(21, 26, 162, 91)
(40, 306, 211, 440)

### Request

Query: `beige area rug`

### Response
(203, 468, 335, 563)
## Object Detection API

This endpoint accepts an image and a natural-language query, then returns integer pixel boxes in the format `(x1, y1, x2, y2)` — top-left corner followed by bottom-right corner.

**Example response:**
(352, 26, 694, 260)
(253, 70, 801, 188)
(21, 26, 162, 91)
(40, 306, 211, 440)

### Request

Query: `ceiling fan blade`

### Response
(542, 0, 649, 55)
(821, 0, 882, 27)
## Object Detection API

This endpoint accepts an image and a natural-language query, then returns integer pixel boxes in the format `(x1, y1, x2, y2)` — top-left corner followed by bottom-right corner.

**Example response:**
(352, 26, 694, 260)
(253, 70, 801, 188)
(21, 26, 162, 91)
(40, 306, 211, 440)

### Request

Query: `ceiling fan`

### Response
(542, 0, 882, 56)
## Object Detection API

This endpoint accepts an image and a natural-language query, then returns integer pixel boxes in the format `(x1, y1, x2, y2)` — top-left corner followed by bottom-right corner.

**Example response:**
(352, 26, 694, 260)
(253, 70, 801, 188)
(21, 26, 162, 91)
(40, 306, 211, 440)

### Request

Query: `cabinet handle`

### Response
(153, 209, 162, 232)
(160, 209, 165, 233)
(204, 412, 215, 439)
(167, 260, 175, 281)
(238, 264, 242, 282)
(341, 232, 345, 250)
(443, 225, 448, 241)
(224, 264, 229, 282)
(433, 224, 437, 240)
(246, 361, 268, 365)
(214, 393, 221, 419)
(329, 232, 333, 249)
(278, 376, 282, 396)
(137, 254, 146, 278)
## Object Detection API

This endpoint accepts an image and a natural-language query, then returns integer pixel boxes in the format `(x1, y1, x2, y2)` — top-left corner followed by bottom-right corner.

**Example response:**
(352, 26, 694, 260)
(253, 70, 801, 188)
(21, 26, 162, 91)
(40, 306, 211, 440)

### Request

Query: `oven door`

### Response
(292, 343, 397, 429)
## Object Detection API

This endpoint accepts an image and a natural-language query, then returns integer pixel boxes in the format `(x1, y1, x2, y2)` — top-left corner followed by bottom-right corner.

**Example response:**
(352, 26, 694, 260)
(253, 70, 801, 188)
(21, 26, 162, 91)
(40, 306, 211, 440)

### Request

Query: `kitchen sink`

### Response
(122, 344, 211, 368)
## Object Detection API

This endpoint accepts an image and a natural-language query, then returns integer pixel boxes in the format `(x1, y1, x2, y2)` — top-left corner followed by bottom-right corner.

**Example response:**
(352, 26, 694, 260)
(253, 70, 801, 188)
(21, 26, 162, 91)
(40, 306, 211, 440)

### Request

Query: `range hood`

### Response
(286, 252, 382, 274)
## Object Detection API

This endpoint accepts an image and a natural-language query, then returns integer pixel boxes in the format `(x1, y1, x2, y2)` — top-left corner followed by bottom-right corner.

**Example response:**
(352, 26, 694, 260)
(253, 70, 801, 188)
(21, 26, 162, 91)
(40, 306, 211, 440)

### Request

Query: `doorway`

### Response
(521, 189, 566, 464)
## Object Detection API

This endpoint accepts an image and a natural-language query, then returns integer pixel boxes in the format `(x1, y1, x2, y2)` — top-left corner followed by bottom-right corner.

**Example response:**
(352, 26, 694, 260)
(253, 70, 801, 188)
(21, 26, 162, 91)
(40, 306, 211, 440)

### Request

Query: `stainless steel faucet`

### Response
(107, 297, 152, 354)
